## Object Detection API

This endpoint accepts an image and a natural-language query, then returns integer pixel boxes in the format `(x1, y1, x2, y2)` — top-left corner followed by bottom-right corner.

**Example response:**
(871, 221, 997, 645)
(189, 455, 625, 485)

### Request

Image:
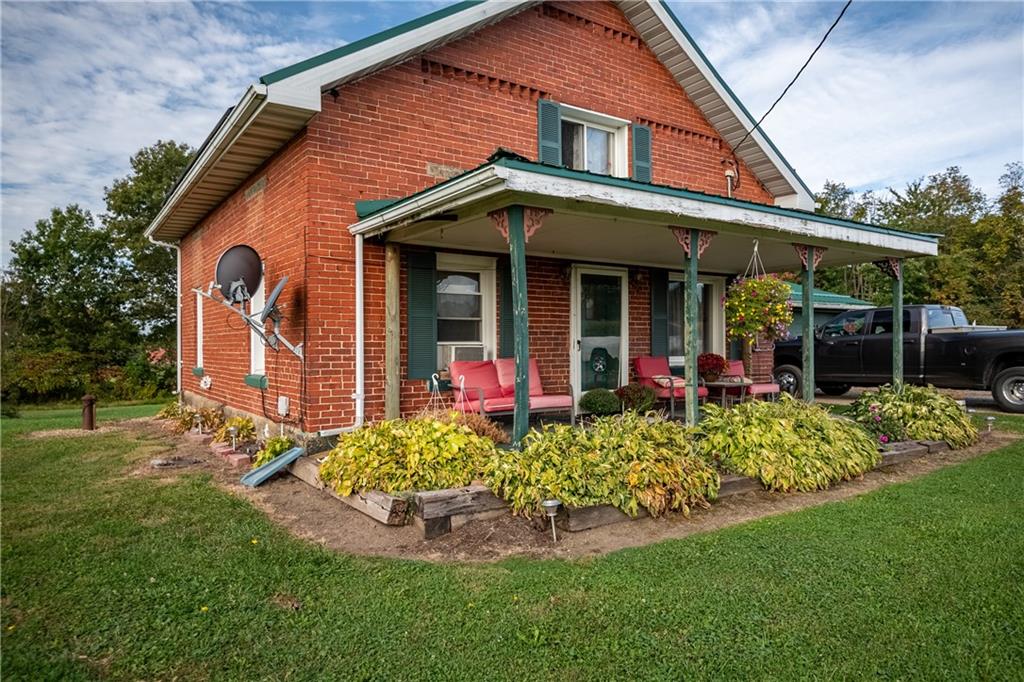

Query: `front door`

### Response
(571, 266, 629, 398)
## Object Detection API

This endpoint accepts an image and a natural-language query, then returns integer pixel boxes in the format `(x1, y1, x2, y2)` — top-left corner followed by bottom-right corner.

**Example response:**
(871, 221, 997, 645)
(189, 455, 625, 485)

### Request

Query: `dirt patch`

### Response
(23, 424, 124, 439)
(125, 418, 1017, 563)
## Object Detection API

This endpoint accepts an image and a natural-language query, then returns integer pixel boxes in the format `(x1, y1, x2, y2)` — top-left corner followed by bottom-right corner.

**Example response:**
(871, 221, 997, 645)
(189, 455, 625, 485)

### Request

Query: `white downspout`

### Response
(318, 233, 365, 437)
(148, 235, 182, 397)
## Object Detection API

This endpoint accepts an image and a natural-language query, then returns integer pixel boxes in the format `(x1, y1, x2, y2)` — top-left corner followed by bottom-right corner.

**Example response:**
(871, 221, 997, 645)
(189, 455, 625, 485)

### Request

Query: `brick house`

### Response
(146, 0, 937, 440)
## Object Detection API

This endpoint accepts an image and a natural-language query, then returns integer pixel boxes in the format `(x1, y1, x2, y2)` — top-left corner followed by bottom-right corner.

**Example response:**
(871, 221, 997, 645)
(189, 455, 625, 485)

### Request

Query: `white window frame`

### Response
(667, 273, 726, 366)
(436, 252, 497, 371)
(249, 276, 266, 375)
(569, 264, 630, 398)
(560, 104, 629, 178)
(195, 291, 204, 368)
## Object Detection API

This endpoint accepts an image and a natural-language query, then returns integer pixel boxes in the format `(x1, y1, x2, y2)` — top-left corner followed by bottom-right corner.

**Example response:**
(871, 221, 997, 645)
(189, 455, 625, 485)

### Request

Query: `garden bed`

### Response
(287, 456, 409, 526)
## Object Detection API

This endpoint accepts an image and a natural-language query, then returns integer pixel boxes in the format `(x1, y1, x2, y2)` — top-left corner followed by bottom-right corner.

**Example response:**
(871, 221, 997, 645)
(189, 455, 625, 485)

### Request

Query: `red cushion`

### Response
(494, 358, 543, 397)
(451, 396, 517, 414)
(724, 360, 746, 378)
(634, 356, 671, 379)
(529, 394, 573, 410)
(748, 383, 780, 395)
(449, 360, 502, 400)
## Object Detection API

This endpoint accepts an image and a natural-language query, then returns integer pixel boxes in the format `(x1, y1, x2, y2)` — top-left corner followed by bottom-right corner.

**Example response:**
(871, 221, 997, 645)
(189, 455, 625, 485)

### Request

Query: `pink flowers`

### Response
(879, 434, 889, 444)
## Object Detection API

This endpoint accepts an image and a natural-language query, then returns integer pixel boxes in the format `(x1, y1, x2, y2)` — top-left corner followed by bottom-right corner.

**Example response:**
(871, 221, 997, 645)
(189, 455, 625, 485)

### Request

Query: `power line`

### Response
(732, 0, 854, 159)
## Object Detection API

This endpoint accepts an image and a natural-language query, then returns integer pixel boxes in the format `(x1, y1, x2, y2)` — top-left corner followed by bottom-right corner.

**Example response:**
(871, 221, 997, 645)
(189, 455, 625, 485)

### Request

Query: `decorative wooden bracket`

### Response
(873, 257, 902, 280)
(671, 228, 716, 258)
(793, 244, 826, 270)
(489, 207, 552, 243)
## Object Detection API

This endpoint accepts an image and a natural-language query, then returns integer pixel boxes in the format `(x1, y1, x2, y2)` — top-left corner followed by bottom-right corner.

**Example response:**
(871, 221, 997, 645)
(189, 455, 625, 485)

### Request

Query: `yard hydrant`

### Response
(82, 394, 97, 431)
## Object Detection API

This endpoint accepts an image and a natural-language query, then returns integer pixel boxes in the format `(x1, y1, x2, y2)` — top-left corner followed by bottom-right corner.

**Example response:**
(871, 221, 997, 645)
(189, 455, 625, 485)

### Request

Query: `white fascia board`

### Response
(146, 84, 269, 240)
(271, 1, 533, 108)
(348, 166, 507, 236)
(497, 166, 938, 257)
(645, 1, 815, 211)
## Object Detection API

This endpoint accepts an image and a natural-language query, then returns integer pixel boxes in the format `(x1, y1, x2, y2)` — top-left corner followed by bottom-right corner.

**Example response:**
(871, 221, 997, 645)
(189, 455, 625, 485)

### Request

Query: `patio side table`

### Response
(704, 378, 753, 407)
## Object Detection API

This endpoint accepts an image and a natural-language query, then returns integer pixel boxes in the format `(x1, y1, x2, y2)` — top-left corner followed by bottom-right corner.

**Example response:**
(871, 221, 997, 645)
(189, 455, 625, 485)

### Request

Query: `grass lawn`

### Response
(2, 406, 1023, 680)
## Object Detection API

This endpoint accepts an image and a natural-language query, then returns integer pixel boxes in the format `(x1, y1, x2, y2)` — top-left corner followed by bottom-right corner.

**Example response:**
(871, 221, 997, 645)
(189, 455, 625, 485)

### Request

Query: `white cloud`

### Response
(1, 1, 337, 265)
(672, 1, 1023, 197)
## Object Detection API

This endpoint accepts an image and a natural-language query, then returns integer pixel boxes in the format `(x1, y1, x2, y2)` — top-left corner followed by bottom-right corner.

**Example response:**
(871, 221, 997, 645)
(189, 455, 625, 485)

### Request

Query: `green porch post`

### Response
(800, 246, 817, 402)
(891, 259, 904, 386)
(506, 206, 530, 445)
(684, 229, 700, 425)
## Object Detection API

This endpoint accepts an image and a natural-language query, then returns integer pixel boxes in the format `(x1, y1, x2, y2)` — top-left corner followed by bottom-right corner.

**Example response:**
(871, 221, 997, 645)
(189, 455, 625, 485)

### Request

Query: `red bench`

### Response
(449, 359, 575, 424)
(634, 356, 708, 418)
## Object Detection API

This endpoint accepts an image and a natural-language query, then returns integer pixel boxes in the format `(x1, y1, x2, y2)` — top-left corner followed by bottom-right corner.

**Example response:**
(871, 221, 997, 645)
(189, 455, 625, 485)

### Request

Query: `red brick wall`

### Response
(178, 1, 774, 431)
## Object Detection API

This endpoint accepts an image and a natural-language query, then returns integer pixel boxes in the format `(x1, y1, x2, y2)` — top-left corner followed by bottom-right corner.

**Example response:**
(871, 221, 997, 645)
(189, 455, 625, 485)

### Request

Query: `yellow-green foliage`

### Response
(484, 411, 719, 518)
(699, 395, 879, 492)
(156, 400, 183, 420)
(253, 435, 293, 468)
(213, 416, 256, 444)
(318, 418, 498, 496)
(197, 407, 224, 433)
(849, 384, 978, 449)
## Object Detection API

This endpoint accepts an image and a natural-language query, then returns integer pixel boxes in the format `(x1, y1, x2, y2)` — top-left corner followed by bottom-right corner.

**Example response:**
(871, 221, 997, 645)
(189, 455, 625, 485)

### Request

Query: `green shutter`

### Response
(537, 99, 562, 166)
(407, 250, 437, 379)
(632, 124, 652, 182)
(650, 268, 668, 357)
(498, 258, 514, 358)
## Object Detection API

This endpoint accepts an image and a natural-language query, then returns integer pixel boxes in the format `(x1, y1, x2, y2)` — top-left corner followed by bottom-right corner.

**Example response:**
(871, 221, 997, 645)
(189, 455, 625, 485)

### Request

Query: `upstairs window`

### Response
(561, 120, 614, 175)
(538, 100, 632, 178)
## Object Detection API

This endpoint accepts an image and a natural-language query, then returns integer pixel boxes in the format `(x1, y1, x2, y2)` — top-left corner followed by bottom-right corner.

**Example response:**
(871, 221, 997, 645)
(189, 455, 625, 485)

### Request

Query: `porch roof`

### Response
(349, 152, 939, 272)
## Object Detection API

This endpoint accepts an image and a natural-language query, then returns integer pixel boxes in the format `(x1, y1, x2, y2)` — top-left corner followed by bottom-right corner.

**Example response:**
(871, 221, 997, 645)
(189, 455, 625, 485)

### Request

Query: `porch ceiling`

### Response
(352, 155, 939, 272)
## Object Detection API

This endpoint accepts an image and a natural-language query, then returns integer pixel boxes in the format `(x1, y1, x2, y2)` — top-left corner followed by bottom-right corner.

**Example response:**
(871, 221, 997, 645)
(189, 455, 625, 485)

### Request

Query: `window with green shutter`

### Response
(632, 124, 652, 182)
(537, 100, 562, 166)
(406, 250, 437, 379)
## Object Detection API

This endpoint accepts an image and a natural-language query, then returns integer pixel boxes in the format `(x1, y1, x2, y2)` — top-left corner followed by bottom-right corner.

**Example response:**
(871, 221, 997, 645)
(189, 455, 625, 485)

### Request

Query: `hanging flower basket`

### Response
(724, 274, 793, 343)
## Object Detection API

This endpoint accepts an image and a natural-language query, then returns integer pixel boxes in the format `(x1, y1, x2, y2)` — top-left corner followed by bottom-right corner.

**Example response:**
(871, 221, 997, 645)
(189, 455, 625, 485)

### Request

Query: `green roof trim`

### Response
(656, 0, 814, 199)
(355, 151, 940, 246)
(260, 0, 485, 85)
(356, 199, 402, 218)
(787, 282, 871, 308)
(491, 156, 940, 244)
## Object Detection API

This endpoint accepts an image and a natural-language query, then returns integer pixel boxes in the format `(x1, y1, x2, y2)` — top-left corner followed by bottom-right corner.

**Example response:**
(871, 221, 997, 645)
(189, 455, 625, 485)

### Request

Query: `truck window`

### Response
(870, 310, 911, 335)
(821, 310, 867, 338)
(927, 307, 969, 330)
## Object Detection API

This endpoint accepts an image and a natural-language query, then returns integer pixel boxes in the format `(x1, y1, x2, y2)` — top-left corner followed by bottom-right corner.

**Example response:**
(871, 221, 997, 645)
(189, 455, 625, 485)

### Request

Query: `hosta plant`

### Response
(484, 411, 719, 518)
(318, 418, 498, 496)
(253, 435, 294, 468)
(698, 394, 879, 492)
(724, 274, 793, 342)
(213, 416, 257, 444)
(849, 384, 977, 449)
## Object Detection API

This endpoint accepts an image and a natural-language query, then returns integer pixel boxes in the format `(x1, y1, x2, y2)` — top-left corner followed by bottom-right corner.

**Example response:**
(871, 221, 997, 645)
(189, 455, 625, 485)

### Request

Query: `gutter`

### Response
(145, 84, 270, 241)
(148, 235, 182, 396)
(317, 233, 365, 437)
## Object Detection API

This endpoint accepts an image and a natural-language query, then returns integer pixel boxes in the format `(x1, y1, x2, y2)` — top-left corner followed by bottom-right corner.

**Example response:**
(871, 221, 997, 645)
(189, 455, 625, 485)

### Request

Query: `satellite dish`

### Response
(215, 245, 262, 304)
(259, 276, 288, 324)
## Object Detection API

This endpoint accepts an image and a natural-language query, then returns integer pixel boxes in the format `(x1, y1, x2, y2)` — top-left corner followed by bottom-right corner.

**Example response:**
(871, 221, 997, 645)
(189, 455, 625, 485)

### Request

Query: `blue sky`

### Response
(2, 1, 1021, 265)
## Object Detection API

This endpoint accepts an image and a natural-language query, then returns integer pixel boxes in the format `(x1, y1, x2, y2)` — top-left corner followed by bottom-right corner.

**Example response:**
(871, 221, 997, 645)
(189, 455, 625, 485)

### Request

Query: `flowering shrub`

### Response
(697, 353, 728, 380)
(849, 384, 977, 449)
(724, 275, 793, 342)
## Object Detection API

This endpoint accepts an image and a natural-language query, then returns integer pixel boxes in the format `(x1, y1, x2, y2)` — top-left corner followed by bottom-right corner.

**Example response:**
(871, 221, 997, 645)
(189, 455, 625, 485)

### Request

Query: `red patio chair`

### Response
(633, 356, 708, 418)
(722, 360, 780, 402)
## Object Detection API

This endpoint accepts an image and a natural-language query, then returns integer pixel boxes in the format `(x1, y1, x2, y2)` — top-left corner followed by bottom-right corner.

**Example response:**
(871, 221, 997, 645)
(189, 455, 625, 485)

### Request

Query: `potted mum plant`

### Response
(697, 353, 728, 382)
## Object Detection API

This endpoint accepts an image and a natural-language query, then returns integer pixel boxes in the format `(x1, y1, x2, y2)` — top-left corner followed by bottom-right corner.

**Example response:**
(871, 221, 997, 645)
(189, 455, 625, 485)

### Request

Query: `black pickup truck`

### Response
(773, 304, 1024, 413)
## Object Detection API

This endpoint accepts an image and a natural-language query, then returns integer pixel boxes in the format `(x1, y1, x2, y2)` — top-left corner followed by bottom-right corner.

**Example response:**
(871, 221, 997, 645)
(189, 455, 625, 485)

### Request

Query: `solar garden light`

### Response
(192, 413, 203, 434)
(541, 499, 561, 542)
(986, 416, 996, 433)
(228, 425, 239, 450)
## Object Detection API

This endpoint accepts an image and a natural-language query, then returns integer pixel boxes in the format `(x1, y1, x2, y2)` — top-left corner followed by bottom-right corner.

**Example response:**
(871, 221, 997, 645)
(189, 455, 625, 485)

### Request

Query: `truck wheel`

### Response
(818, 383, 851, 397)
(774, 364, 802, 398)
(992, 367, 1024, 414)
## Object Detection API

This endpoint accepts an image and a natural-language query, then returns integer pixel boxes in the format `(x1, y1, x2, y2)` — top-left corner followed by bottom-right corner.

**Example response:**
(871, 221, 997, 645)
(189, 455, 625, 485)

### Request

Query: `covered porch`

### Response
(351, 152, 939, 443)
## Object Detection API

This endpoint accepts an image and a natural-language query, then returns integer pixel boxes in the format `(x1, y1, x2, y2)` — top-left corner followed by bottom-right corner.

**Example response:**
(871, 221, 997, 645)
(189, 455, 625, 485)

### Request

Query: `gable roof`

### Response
(148, 0, 815, 242)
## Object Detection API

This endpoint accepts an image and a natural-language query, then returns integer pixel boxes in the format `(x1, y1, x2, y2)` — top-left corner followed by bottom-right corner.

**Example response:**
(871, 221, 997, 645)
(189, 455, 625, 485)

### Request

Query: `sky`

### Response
(2, 1, 1022, 265)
